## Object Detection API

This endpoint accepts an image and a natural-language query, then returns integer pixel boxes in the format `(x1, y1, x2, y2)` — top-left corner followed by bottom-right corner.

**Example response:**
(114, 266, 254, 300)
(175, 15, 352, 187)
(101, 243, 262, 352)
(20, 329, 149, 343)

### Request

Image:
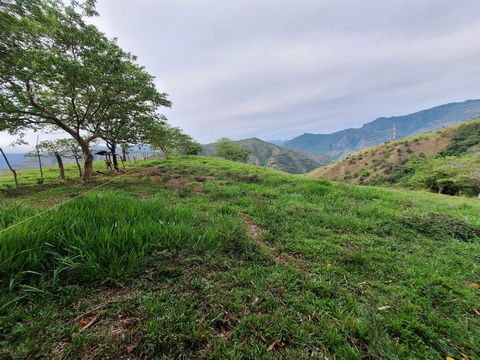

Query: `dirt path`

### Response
(240, 213, 312, 273)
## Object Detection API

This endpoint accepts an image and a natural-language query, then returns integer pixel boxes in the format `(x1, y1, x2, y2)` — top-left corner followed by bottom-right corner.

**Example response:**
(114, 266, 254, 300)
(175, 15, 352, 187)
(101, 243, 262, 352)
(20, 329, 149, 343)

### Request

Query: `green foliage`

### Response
(213, 138, 251, 162)
(0, 0, 170, 181)
(25, 139, 81, 159)
(438, 122, 480, 157)
(402, 155, 480, 196)
(144, 123, 201, 158)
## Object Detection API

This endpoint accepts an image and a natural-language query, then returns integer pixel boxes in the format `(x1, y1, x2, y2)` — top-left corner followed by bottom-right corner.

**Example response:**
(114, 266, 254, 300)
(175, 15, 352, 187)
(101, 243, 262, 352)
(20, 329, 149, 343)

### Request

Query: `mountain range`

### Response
(202, 138, 325, 174)
(284, 99, 480, 162)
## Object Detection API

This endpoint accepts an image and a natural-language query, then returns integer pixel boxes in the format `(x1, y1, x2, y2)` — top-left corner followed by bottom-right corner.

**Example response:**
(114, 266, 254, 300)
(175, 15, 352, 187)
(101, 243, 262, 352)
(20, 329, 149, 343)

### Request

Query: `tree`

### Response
(144, 123, 202, 159)
(57, 138, 84, 177)
(120, 143, 130, 162)
(0, 0, 170, 182)
(26, 139, 82, 181)
(144, 123, 180, 159)
(213, 138, 251, 162)
(0, 147, 18, 188)
(176, 133, 203, 156)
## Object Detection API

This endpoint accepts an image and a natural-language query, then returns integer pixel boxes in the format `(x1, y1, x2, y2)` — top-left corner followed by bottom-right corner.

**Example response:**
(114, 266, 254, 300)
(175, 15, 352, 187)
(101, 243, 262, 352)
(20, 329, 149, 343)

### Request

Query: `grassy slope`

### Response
(310, 119, 480, 192)
(0, 157, 479, 359)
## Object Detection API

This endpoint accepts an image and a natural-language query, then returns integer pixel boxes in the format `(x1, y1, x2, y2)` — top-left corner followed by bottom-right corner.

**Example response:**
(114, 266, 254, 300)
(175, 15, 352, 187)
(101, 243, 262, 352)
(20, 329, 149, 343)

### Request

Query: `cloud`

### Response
(2, 0, 480, 149)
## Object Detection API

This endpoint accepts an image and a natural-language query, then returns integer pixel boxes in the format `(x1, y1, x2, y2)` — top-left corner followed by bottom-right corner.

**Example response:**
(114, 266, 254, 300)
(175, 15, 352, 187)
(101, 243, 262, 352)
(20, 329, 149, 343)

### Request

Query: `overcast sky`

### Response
(2, 0, 480, 151)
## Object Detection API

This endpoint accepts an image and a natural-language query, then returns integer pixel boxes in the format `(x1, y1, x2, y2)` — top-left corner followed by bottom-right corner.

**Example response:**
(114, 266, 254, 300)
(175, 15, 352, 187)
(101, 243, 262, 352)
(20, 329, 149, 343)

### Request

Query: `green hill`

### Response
(203, 138, 326, 174)
(285, 99, 480, 161)
(311, 119, 480, 196)
(1, 157, 479, 359)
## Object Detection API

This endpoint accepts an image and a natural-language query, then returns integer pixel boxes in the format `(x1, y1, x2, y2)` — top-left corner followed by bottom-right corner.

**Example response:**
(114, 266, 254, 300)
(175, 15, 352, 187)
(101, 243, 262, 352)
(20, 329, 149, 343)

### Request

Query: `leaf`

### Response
(378, 306, 391, 312)
(79, 315, 98, 331)
(468, 282, 480, 289)
(267, 339, 281, 352)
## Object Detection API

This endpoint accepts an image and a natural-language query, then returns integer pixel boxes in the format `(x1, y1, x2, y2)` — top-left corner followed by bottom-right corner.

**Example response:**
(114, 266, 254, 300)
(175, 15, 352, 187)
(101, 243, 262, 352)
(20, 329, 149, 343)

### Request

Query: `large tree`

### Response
(0, 0, 170, 181)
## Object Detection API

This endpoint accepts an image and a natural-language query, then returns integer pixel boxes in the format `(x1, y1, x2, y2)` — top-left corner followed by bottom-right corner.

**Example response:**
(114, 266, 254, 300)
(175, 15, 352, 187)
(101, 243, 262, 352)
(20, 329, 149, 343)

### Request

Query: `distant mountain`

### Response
(285, 99, 480, 162)
(0, 153, 27, 169)
(310, 119, 480, 196)
(266, 139, 287, 146)
(203, 138, 326, 174)
(0, 152, 58, 172)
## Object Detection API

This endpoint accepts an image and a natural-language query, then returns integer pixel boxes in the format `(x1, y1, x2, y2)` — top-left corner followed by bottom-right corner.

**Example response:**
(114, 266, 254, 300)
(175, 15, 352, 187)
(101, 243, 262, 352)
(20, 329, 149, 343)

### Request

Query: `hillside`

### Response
(311, 119, 480, 195)
(203, 138, 325, 174)
(1, 157, 479, 359)
(285, 99, 480, 161)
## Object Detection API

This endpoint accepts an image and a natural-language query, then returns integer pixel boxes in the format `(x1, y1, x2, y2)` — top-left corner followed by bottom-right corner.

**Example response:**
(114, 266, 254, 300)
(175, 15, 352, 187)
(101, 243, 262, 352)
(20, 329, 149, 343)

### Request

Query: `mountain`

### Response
(310, 118, 480, 196)
(285, 99, 480, 162)
(0, 152, 60, 172)
(0, 153, 28, 170)
(266, 139, 287, 146)
(203, 138, 326, 174)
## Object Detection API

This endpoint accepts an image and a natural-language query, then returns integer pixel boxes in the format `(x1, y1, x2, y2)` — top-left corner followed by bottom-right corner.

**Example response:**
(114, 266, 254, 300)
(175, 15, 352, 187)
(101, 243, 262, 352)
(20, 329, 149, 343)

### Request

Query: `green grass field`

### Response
(1, 157, 479, 359)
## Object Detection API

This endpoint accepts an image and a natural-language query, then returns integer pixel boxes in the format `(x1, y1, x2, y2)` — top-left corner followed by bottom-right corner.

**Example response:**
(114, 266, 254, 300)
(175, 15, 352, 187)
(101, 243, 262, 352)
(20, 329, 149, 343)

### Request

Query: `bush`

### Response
(438, 122, 480, 157)
(213, 138, 251, 163)
(402, 155, 480, 196)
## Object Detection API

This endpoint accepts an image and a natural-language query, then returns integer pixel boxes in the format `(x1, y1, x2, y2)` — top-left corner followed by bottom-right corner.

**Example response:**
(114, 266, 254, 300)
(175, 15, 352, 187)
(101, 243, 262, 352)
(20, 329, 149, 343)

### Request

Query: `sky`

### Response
(2, 0, 480, 151)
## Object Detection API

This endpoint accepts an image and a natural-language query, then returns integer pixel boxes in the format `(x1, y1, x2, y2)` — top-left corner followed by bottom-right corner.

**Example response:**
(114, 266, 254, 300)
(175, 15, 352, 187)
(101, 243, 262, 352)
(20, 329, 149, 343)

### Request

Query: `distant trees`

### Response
(145, 123, 202, 158)
(0, 0, 170, 182)
(405, 155, 480, 196)
(213, 138, 251, 163)
(26, 139, 84, 181)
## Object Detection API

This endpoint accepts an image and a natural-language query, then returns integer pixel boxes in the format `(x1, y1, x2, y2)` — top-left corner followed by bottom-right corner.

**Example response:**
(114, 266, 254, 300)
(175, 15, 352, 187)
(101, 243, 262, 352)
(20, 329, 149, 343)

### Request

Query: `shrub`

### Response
(213, 138, 251, 163)
(438, 122, 480, 157)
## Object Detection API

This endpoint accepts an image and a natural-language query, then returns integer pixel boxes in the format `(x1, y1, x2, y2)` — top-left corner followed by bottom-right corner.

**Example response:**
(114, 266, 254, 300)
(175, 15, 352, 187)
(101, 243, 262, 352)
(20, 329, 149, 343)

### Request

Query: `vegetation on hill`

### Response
(1, 157, 479, 358)
(212, 138, 252, 163)
(311, 119, 480, 196)
(204, 138, 324, 174)
(285, 99, 480, 161)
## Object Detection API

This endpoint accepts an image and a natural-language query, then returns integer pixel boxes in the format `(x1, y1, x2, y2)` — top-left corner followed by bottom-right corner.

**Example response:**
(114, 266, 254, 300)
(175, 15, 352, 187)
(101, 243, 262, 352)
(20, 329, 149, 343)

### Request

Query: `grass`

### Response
(0, 156, 479, 359)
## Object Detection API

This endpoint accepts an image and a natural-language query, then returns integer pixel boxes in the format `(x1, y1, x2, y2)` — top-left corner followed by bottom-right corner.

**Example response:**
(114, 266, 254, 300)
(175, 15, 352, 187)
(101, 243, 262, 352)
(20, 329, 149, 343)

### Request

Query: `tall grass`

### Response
(0, 191, 248, 293)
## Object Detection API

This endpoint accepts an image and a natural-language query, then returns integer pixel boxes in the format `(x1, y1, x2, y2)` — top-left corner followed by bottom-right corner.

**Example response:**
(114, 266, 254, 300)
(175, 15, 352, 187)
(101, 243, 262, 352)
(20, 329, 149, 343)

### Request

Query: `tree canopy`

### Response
(213, 138, 251, 163)
(145, 123, 202, 158)
(0, 0, 170, 181)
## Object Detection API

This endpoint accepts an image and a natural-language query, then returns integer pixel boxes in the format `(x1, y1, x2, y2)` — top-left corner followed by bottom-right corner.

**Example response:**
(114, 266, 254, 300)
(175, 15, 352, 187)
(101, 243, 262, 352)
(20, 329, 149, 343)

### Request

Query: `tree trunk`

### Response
(54, 151, 66, 181)
(107, 142, 119, 171)
(111, 143, 119, 171)
(35, 140, 44, 183)
(75, 157, 82, 178)
(161, 147, 168, 159)
(79, 142, 94, 182)
(121, 145, 127, 162)
(0, 147, 18, 188)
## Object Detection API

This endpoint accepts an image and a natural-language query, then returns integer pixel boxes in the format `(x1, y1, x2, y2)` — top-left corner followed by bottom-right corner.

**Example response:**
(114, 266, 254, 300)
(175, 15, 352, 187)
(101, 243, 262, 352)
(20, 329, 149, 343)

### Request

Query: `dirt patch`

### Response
(49, 286, 141, 359)
(240, 213, 266, 241)
(240, 213, 312, 273)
